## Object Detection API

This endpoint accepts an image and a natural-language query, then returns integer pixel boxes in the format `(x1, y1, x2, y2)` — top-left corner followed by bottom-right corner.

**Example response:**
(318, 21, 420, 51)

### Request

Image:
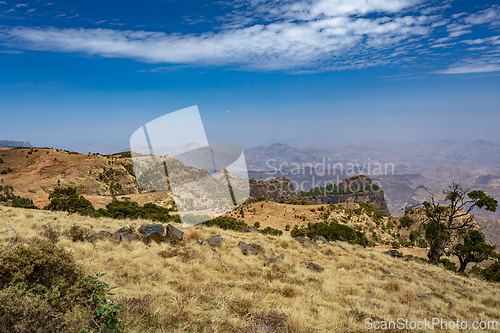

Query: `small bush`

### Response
(291, 221, 369, 247)
(204, 216, 247, 231)
(439, 258, 458, 272)
(259, 226, 283, 236)
(41, 223, 60, 243)
(65, 225, 91, 242)
(476, 261, 500, 283)
(0, 238, 116, 332)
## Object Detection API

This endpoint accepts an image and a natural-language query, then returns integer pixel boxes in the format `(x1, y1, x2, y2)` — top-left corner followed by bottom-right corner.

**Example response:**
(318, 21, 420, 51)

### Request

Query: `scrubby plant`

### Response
(204, 216, 247, 231)
(439, 258, 457, 272)
(291, 221, 369, 247)
(44, 186, 95, 216)
(259, 226, 283, 236)
(0, 238, 119, 332)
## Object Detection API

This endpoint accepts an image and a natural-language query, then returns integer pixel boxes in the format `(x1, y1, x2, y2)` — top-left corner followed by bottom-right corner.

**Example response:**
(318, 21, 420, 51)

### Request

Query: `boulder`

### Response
(143, 231, 166, 244)
(313, 235, 328, 244)
(166, 224, 183, 241)
(138, 224, 165, 237)
(121, 234, 140, 243)
(113, 226, 131, 241)
(197, 239, 207, 246)
(241, 227, 258, 233)
(295, 237, 318, 248)
(301, 261, 324, 273)
(238, 241, 258, 255)
(207, 234, 223, 247)
(383, 249, 403, 258)
(87, 230, 110, 242)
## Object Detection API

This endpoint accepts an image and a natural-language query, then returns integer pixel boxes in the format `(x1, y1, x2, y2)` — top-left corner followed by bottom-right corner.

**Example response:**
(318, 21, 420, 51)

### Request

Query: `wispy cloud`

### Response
(0, 1, 7, 5)
(434, 60, 500, 74)
(15, 3, 27, 7)
(0, 0, 499, 74)
(0, 0, 437, 72)
(464, 5, 500, 26)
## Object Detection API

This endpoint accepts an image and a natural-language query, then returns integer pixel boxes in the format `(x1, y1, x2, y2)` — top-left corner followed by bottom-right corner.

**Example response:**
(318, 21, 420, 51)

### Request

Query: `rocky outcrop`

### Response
(305, 190, 389, 214)
(304, 175, 390, 215)
(249, 177, 297, 202)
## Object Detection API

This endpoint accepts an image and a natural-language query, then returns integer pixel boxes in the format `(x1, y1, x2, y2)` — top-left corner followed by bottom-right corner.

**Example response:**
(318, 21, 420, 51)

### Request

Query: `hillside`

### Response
(1, 206, 499, 332)
(0, 147, 173, 209)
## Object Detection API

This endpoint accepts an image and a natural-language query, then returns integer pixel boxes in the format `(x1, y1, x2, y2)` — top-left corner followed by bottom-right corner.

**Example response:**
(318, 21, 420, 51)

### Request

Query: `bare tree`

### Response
(403, 182, 497, 265)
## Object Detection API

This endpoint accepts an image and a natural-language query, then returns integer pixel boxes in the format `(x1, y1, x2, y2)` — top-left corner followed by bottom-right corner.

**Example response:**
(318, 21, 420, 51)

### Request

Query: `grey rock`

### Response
(138, 224, 165, 237)
(267, 248, 275, 256)
(113, 227, 131, 241)
(143, 231, 166, 243)
(87, 230, 110, 242)
(121, 234, 140, 243)
(166, 224, 183, 241)
(383, 249, 403, 258)
(238, 241, 258, 255)
(313, 235, 328, 244)
(207, 234, 223, 247)
(301, 261, 324, 273)
(241, 226, 258, 233)
(295, 237, 318, 248)
(326, 251, 336, 256)
(115, 227, 130, 234)
(266, 254, 285, 264)
(197, 239, 207, 246)
(107, 258, 115, 263)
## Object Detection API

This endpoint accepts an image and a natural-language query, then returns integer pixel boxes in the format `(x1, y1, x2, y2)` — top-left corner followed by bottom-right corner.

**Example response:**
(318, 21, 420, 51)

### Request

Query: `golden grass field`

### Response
(1, 206, 500, 332)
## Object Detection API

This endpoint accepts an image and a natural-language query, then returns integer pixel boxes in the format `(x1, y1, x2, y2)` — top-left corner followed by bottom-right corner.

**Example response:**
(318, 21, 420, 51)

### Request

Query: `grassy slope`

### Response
(1, 207, 500, 332)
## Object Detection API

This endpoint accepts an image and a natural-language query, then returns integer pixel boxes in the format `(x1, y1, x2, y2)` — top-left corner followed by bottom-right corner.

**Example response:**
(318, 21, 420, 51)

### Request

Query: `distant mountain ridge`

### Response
(0, 140, 32, 148)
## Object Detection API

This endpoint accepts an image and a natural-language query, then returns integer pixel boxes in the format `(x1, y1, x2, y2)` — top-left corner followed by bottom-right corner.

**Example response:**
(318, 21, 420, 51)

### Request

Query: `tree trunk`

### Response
(457, 257, 468, 275)
(428, 241, 447, 265)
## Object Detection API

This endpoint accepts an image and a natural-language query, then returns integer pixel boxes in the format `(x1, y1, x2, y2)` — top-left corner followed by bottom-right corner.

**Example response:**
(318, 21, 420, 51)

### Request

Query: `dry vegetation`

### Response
(1, 206, 500, 332)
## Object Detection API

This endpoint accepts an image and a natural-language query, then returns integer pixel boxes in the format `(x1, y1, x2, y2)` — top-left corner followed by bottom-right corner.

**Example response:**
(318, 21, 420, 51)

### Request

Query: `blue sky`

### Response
(0, 0, 499, 152)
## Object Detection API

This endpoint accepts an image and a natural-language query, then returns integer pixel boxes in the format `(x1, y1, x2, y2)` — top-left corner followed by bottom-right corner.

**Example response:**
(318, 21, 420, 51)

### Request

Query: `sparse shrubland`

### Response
(291, 221, 371, 247)
(1, 207, 500, 332)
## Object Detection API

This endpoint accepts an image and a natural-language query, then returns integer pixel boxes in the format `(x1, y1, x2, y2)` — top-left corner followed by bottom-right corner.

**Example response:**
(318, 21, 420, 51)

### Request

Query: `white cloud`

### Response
(0, 0, 499, 74)
(0, 8, 433, 71)
(0, 1, 7, 5)
(435, 60, 500, 74)
(464, 5, 500, 25)
(15, 3, 27, 7)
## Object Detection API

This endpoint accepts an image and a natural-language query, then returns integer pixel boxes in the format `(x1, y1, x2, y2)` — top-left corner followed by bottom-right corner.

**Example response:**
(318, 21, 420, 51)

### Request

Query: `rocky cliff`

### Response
(249, 177, 298, 202)
(249, 175, 390, 214)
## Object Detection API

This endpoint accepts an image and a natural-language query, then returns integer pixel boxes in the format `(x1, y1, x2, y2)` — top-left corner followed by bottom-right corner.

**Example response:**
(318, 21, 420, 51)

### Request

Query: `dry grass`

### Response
(2, 206, 500, 332)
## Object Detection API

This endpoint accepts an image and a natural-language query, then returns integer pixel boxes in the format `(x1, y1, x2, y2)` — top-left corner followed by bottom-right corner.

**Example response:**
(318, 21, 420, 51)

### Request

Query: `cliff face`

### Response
(249, 174, 390, 215)
(304, 190, 390, 215)
(249, 177, 298, 202)
(304, 175, 390, 214)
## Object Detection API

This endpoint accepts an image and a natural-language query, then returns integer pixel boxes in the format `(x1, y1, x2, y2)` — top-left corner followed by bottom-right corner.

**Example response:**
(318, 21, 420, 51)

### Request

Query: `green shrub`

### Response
(285, 224, 291, 231)
(439, 258, 457, 272)
(44, 186, 95, 216)
(254, 221, 261, 228)
(291, 221, 369, 247)
(204, 216, 247, 231)
(0, 238, 116, 332)
(259, 226, 283, 236)
(476, 261, 500, 283)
